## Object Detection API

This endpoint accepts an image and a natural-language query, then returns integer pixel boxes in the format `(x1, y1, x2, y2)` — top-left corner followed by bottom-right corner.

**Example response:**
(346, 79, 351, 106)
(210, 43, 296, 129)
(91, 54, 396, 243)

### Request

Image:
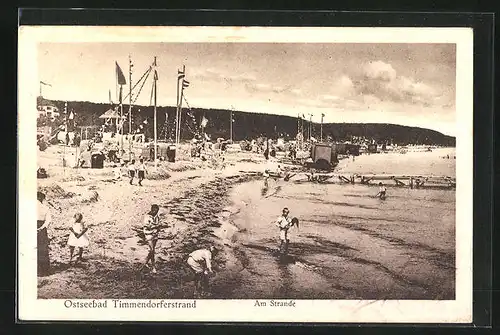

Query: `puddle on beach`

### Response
(215, 177, 456, 300)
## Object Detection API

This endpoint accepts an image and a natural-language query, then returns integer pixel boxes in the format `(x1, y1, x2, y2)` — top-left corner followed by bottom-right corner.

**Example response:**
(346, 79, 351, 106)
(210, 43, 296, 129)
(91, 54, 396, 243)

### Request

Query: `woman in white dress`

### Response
(67, 213, 90, 264)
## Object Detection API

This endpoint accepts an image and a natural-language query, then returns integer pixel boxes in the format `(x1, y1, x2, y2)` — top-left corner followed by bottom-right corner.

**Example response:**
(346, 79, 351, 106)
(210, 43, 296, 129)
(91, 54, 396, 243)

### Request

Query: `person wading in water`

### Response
(142, 204, 161, 274)
(187, 246, 219, 297)
(37, 191, 52, 276)
(275, 208, 293, 256)
(375, 182, 387, 200)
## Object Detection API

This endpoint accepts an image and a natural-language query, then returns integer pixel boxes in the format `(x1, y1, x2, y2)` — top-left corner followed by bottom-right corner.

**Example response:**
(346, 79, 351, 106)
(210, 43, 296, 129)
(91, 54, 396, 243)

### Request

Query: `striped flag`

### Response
(178, 69, 185, 80)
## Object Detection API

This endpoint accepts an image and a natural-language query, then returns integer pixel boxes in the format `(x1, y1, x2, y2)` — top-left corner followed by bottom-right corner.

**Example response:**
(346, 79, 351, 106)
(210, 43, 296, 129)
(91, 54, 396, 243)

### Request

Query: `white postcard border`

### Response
(18, 26, 473, 323)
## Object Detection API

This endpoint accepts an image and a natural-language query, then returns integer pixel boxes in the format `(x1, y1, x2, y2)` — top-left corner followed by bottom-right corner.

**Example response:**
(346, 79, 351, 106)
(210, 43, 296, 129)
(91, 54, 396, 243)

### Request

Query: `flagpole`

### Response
(320, 113, 324, 142)
(230, 109, 233, 143)
(309, 114, 312, 141)
(178, 65, 185, 144)
(116, 63, 118, 106)
(153, 56, 158, 170)
(179, 84, 184, 144)
(175, 69, 181, 145)
(128, 55, 133, 161)
(120, 87, 123, 152)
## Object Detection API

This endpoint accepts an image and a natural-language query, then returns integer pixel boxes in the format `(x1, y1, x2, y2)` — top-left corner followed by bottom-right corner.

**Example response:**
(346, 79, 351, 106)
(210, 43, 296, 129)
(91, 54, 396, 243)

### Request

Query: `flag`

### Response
(40, 81, 51, 86)
(109, 89, 112, 104)
(119, 86, 123, 104)
(201, 116, 208, 128)
(154, 69, 158, 81)
(116, 62, 126, 85)
(321, 113, 325, 117)
(182, 80, 190, 88)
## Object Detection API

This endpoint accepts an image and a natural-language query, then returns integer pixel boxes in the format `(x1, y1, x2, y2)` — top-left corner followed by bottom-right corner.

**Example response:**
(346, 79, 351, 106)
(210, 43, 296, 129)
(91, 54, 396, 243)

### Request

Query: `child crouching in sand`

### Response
(68, 213, 90, 264)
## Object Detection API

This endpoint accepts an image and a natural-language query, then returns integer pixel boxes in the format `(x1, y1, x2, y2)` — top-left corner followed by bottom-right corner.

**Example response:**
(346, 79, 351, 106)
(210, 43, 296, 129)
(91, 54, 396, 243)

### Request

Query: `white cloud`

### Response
(321, 95, 341, 101)
(352, 60, 447, 107)
(192, 68, 257, 84)
(364, 61, 397, 81)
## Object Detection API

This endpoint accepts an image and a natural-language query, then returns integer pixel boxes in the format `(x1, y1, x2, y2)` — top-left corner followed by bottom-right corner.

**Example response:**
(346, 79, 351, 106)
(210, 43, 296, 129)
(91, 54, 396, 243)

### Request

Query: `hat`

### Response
(148, 204, 160, 215)
(37, 191, 45, 201)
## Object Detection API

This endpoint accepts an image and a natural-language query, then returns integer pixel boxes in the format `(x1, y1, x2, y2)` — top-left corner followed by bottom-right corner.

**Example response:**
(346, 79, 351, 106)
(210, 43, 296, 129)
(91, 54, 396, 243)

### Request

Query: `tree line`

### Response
(37, 99, 456, 146)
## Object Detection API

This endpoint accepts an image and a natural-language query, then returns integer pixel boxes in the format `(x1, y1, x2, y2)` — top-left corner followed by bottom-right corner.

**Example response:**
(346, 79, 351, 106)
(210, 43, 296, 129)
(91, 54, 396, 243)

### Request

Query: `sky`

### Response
(38, 43, 456, 136)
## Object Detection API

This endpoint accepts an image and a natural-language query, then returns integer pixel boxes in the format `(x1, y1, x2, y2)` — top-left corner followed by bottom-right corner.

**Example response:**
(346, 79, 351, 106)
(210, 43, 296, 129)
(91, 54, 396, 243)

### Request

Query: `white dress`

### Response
(67, 221, 90, 247)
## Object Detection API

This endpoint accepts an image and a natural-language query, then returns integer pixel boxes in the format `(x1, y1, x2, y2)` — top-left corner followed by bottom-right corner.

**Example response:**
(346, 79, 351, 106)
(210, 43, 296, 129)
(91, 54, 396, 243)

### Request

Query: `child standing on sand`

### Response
(137, 158, 147, 186)
(67, 213, 90, 264)
(113, 164, 122, 180)
(128, 159, 136, 185)
(143, 204, 161, 274)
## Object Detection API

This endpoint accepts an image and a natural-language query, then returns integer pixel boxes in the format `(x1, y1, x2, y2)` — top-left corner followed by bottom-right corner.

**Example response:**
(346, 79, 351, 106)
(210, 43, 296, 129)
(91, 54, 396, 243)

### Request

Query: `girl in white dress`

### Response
(67, 213, 90, 263)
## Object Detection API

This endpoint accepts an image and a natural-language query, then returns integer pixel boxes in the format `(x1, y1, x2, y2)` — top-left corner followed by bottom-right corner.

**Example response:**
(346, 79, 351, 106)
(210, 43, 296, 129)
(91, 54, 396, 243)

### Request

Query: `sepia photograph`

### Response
(18, 26, 473, 323)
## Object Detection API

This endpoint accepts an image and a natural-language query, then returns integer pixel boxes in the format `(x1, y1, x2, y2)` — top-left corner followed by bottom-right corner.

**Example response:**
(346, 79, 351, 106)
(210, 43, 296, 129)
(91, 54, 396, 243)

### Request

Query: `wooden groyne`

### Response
(275, 171, 456, 189)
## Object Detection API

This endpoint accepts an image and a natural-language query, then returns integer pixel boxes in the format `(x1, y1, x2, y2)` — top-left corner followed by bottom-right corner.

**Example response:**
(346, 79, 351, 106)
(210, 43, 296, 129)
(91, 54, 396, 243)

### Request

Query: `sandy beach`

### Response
(37, 145, 455, 300)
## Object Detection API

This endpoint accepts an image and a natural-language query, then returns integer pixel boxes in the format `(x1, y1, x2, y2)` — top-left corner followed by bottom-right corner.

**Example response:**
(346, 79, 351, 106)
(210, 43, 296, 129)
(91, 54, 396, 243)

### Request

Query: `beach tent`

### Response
(99, 108, 126, 132)
(99, 108, 124, 120)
